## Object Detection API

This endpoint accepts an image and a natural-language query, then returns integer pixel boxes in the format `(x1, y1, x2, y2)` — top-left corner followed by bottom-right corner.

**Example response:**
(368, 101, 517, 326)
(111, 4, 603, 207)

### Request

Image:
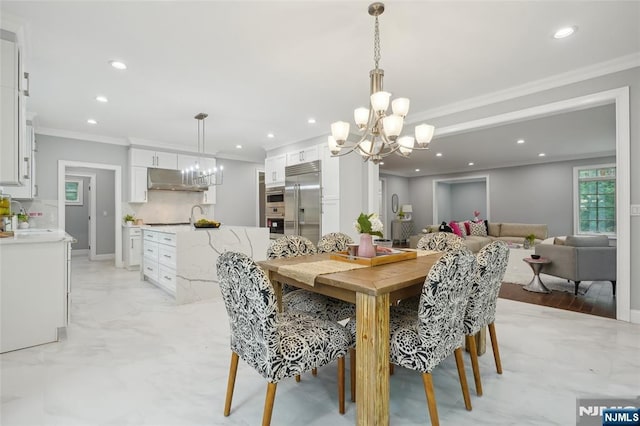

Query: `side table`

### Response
(522, 257, 551, 293)
(391, 220, 414, 244)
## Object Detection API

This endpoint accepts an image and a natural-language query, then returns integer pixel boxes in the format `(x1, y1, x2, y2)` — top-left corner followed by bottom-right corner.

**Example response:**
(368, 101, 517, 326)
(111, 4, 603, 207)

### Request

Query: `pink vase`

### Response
(359, 233, 376, 258)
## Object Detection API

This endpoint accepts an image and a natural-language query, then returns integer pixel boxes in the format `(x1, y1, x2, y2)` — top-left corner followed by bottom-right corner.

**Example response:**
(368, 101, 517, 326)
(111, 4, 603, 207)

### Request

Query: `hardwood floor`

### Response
(498, 280, 616, 319)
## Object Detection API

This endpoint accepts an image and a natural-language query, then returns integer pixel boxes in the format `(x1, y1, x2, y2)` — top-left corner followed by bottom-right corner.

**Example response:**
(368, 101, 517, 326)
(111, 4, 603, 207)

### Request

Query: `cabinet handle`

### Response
(147, 249, 153, 253)
(34, 184, 38, 197)
(144, 190, 147, 201)
(163, 237, 171, 241)
(163, 254, 171, 258)
(164, 275, 172, 280)
(23, 72, 30, 97)
(23, 157, 30, 179)
(146, 267, 153, 271)
(131, 240, 134, 249)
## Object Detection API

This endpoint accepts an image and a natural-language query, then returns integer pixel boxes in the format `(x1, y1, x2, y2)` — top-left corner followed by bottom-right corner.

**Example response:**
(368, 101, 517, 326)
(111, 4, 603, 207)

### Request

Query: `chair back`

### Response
(463, 241, 509, 335)
(267, 235, 317, 259)
(417, 232, 464, 251)
(217, 251, 278, 377)
(317, 232, 354, 254)
(414, 248, 476, 369)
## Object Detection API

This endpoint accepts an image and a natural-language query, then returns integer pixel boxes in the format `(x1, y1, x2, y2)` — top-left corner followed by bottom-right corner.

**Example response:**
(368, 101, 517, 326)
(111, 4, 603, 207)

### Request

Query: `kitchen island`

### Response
(0, 229, 74, 353)
(141, 225, 269, 304)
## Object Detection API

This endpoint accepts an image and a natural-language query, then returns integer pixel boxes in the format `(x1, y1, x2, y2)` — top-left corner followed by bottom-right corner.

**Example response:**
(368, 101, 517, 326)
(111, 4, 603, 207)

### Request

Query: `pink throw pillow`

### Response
(464, 221, 471, 235)
(449, 221, 462, 237)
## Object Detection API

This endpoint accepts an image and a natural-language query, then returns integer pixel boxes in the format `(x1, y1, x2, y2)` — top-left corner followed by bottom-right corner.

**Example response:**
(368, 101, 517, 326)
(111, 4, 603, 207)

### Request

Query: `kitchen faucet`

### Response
(190, 204, 205, 228)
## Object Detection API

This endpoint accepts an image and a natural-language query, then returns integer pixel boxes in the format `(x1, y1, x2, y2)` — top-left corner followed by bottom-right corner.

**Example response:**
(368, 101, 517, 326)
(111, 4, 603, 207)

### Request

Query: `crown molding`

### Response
(408, 53, 640, 124)
(37, 127, 129, 146)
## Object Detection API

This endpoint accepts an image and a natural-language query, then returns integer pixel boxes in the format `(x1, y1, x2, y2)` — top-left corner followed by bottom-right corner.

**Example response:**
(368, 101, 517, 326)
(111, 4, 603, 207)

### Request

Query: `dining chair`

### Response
(217, 251, 351, 426)
(416, 231, 465, 251)
(316, 232, 354, 254)
(462, 241, 509, 396)
(267, 235, 318, 295)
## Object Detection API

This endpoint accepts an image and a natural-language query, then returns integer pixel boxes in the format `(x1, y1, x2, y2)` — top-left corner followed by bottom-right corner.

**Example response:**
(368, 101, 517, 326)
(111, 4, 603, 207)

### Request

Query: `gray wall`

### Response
(381, 174, 410, 237)
(449, 181, 487, 222)
(65, 176, 90, 249)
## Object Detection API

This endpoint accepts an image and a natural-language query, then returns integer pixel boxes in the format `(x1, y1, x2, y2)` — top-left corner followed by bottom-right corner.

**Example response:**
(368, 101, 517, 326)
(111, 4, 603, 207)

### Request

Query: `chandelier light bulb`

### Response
(382, 115, 403, 140)
(358, 140, 373, 157)
(370, 91, 391, 113)
(397, 136, 414, 156)
(328, 136, 341, 155)
(331, 121, 350, 144)
(391, 98, 410, 117)
(415, 124, 435, 147)
(354, 107, 370, 128)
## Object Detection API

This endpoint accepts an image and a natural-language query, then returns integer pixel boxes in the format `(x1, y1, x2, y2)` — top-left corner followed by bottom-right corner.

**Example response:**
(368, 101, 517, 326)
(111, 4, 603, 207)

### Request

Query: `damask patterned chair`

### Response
(462, 241, 509, 396)
(316, 232, 354, 254)
(268, 235, 356, 322)
(217, 251, 351, 426)
(416, 231, 465, 251)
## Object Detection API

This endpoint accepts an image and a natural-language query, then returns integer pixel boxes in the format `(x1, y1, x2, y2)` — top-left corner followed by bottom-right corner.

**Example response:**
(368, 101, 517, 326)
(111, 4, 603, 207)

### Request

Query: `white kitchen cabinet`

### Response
(320, 143, 340, 200)
(0, 34, 27, 186)
(7, 122, 36, 199)
(321, 198, 340, 235)
(286, 146, 318, 166)
(129, 166, 148, 203)
(265, 154, 286, 187)
(123, 226, 141, 269)
(142, 229, 176, 295)
(130, 148, 177, 169)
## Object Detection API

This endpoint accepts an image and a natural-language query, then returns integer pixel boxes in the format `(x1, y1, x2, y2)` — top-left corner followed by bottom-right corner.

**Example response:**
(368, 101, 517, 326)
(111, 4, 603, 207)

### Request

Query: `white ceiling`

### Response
(1, 1, 638, 171)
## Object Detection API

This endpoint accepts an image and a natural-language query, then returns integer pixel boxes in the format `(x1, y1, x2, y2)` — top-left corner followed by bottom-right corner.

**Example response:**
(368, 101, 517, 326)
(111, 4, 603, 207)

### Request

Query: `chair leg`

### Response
(574, 280, 581, 295)
(488, 322, 503, 374)
(421, 372, 440, 426)
(465, 335, 483, 396)
(350, 348, 356, 402)
(338, 356, 345, 414)
(295, 375, 301, 382)
(224, 352, 240, 416)
(312, 368, 318, 376)
(611, 281, 616, 296)
(454, 347, 472, 411)
(262, 382, 277, 426)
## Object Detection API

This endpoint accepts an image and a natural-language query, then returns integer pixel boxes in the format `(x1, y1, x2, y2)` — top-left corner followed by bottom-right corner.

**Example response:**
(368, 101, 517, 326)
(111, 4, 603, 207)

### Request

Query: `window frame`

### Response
(65, 178, 83, 206)
(573, 163, 616, 236)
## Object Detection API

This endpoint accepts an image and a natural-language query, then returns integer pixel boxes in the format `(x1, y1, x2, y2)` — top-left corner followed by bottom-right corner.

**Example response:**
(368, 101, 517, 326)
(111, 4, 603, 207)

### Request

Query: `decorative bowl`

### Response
(531, 254, 541, 260)
(194, 222, 221, 229)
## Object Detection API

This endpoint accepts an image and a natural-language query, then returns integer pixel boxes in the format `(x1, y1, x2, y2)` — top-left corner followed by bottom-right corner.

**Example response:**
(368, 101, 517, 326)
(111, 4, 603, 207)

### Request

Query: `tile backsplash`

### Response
(130, 190, 213, 224)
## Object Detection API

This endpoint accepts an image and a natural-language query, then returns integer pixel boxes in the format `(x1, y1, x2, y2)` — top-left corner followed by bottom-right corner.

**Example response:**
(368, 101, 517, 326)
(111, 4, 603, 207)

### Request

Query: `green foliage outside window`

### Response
(578, 167, 616, 234)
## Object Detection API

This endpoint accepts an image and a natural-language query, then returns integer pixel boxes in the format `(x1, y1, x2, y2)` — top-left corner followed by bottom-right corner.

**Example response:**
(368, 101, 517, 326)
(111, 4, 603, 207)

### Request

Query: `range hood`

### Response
(147, 168, 208, 192)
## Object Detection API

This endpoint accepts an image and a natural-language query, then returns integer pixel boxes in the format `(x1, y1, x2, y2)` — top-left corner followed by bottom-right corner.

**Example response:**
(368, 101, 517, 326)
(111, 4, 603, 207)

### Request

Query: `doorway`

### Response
(65, 172, 96, 259)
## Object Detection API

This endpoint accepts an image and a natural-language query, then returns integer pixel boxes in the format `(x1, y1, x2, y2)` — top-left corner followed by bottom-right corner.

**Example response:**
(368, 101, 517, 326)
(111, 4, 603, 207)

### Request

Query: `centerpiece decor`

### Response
(355, 213, 383, 258)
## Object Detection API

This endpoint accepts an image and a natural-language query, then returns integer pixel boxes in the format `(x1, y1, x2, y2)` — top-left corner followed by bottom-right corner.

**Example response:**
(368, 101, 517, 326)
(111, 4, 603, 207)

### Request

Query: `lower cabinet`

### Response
(142, 229, 176, 295)
(123, 226, 141, 269)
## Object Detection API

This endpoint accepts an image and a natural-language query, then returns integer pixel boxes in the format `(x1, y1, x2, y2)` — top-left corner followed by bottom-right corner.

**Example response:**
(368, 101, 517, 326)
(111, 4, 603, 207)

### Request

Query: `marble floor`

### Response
(1, 257, 639, 425)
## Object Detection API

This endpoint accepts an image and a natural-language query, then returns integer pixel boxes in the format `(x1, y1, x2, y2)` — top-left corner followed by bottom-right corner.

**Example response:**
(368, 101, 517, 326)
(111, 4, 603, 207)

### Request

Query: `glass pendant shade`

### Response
(370, 91, 391, 112)
(358, 140, 373, 157)
(391, 98, 410, 117)
(354, 107, 370, 127)
(331, 121, 350, 144)
(382, 115, 403, 139)
(328, 136, 341, 154)
(397, 136, 414, 155)
(415, 124, 435, 147)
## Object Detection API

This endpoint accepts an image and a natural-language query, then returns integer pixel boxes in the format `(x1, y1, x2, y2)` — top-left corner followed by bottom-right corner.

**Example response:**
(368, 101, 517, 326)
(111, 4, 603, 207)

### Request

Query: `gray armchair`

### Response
(534, 235, 616, 296)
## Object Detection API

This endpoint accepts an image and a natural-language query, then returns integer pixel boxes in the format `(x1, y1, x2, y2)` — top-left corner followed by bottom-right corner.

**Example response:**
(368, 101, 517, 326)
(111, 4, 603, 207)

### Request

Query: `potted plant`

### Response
(397, 206, 405, 220)
(524, 233, 536, 249)
(17, 213, 29, 229)
(123, 214, 135, 226)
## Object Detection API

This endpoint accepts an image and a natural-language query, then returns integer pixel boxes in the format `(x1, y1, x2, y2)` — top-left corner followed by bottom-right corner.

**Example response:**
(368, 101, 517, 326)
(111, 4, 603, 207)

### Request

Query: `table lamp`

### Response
(401, 204, 412, 220)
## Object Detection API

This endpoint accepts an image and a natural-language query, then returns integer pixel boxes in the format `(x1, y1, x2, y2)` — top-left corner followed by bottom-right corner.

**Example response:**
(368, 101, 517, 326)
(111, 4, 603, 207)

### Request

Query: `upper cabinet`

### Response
(7, 122, 36, 199)
(129, 166, 148, 203)
(130, 148, 177, 169)
(286, 146, 318, 167)
(320, 143, 339, 199)
(0, 32, 27, 186)
(265, 154, 286, 188)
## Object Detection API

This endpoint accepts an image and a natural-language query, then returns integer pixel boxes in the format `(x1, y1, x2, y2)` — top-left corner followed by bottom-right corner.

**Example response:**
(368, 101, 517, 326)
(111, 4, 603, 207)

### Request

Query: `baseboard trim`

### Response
(630, 309, 640, 325)
(72, 249, 89, 257)
(92, 254, 115, 261)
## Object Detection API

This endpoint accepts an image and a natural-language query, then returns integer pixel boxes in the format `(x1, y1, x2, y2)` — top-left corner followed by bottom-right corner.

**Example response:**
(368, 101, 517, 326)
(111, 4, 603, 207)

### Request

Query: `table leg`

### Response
(268, 272, 283, 312)
(523, 263, 551, 294)
(356, 292, 390, 426)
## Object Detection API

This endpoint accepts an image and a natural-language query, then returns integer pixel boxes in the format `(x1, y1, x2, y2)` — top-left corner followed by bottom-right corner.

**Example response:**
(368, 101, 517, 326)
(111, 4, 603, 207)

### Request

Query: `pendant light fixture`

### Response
(181, 113, 223, 186)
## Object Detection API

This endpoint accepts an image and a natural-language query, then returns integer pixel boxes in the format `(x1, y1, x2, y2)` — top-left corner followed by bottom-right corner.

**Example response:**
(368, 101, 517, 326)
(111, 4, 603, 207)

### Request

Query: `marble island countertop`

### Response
(0, 229, 75, 245)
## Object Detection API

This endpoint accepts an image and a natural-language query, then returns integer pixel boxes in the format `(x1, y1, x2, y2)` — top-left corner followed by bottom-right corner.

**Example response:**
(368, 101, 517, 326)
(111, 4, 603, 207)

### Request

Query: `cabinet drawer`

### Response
(158, 265, 177, 293)
(158, 245, 177, 269)
(144, 231, 158, 242)
(142, 260, 159, 282)
(157, 233, 176, 246)
(129, 227, 142, 236)
(143, 241, 158, 259)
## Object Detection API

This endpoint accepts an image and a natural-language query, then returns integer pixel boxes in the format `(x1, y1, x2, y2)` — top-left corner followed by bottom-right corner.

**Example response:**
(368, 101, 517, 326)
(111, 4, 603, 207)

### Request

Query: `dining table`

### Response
(258, 250, 443, 426)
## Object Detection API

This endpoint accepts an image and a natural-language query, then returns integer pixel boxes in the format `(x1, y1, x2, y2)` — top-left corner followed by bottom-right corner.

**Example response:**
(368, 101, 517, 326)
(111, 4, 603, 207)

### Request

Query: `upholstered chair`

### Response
(416, 231, 465, 251)
(217, 251, 351, 426)
(317, 232, 354, 254)
(462, 241, 509, 396)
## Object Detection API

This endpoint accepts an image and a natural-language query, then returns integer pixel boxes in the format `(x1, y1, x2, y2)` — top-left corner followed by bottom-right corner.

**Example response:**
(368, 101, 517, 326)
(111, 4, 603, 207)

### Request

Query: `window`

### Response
(574, 165, 615, 235)
(65, 179, 83, 205)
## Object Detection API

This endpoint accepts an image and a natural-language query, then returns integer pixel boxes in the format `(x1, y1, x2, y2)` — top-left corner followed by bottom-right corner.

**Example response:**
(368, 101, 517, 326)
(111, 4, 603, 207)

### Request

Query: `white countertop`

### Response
(0, 229, 75, 245)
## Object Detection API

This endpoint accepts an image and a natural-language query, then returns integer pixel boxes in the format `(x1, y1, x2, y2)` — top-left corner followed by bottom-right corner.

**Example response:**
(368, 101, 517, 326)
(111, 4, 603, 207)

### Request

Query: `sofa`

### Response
(409, 222, 548, 253)
(534, 235, 616, 295)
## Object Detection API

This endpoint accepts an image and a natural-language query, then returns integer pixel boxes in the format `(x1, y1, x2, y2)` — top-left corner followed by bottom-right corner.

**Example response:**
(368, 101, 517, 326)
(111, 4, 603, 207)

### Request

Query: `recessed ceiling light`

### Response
(109, 60, 127, 70)
(436, 152, 443, 157)
(517, 139, 525, 144)
(267, 133, 275, 139)
(307, 118, 316, 124)
(415, 168, 420, 172)
(235, 144, 242, 149)
(468, 162, 475, 166)
(553, 26, 577, 39)
(87, 119, 97, 125)
(538, 153, 546, 157)
(95, 95, 108, 103)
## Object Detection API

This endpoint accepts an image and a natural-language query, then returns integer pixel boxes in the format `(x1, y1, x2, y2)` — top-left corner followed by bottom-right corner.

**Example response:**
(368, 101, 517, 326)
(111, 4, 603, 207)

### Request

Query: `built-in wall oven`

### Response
(266, 187, 285, 239)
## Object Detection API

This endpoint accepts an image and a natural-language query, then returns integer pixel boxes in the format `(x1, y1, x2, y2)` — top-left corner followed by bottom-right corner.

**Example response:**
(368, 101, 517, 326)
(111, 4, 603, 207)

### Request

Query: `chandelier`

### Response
(181, 113, 223, 186)
(328, 2, 435, 164)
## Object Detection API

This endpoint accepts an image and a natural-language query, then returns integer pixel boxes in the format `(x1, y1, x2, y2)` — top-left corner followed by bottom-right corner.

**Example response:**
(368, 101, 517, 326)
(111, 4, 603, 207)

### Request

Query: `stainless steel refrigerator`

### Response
(284, 160, 321, 243)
